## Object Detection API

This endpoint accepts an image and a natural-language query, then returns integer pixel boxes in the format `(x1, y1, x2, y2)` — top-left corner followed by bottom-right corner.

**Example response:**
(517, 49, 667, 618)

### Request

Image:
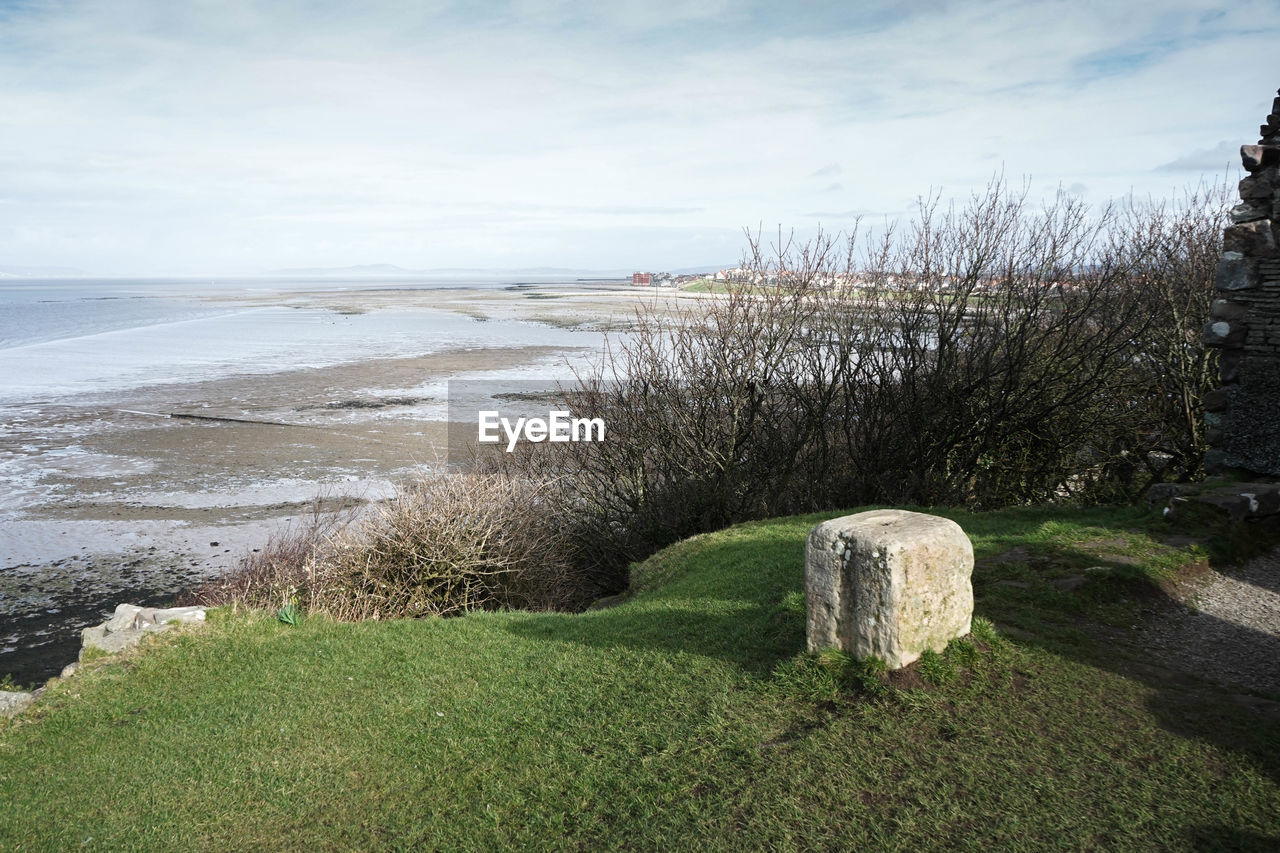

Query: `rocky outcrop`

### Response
(0, 690, 34, 719)
(1203, 88, 1280, 478)
(805, 510, 974, 669)
(80, 604, 208, 658)
(1, 603, 209, 721)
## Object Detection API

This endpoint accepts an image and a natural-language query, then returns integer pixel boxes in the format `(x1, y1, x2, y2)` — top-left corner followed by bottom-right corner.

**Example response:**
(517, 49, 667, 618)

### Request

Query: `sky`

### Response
(0, 0, 1278, 276)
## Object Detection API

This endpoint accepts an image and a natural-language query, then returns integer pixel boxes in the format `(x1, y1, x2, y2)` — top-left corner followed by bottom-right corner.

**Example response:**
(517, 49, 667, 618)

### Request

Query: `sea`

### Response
(0, 275, 614, 685)
(0, 276, 603, 405)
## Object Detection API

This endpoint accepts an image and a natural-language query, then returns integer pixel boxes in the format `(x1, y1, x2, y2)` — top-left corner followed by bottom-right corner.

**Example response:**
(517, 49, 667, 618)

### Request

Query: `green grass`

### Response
(2, 506, 1278, 850)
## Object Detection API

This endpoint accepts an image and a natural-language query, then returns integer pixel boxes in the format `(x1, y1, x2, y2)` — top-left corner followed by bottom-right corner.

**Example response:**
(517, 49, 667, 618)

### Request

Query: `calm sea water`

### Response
(0, 277, 598, 404)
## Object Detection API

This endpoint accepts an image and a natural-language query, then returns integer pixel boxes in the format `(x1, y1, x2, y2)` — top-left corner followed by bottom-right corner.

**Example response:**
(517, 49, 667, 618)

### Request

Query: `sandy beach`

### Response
(0, 280, 686, 685)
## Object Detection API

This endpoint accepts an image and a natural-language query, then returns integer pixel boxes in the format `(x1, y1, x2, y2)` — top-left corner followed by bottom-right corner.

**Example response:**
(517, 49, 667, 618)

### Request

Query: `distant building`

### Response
(632, 272, 652, 286)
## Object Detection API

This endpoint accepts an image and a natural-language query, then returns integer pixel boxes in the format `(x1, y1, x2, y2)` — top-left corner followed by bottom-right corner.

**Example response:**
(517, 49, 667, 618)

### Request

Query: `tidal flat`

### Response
(0, 278, 686, 684)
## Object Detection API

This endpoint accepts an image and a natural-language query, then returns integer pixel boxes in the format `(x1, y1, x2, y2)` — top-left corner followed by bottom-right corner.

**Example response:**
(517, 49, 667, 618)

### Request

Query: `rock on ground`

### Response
(81, 603, 207, 658)
(806, 509, 974, 669)
(0, 690, 33, 718)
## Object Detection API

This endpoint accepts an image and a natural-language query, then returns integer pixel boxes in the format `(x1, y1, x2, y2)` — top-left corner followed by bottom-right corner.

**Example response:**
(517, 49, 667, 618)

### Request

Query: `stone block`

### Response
(805, 510, 973, 669)
(1202, 320, 1245, 347)
(1202, 387, 1232, 412)
(0, 691, 33, 718)
(1219, 348, 1243, 383)
(1223, 221, 1276, 257)
(1146, 482, 1190, 508)
(1238, 172, 1275, 199)
(1241, 144, 1280, 172)
(1216, 257, 1261, 291)
(1211, 299, 1249, 322)
(1231, 200, 1270, 224)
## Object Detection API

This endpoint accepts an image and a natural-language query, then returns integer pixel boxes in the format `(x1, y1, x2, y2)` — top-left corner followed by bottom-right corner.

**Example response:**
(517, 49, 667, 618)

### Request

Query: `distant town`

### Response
(633, 268, 1086, 295)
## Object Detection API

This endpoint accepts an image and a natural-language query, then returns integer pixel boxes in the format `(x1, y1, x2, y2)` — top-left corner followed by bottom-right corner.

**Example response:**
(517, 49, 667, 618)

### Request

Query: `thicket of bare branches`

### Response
(197, 177, 1228, 616)
(185, 473, 590, 618)
(1110, 180, 1230, 481)
(494, 177, 1228, 590)
(311, 472, 587, 618)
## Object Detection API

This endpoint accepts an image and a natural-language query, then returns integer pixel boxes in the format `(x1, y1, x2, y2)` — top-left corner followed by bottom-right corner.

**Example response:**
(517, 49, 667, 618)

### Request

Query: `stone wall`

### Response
(1203, 88, 1280, 478)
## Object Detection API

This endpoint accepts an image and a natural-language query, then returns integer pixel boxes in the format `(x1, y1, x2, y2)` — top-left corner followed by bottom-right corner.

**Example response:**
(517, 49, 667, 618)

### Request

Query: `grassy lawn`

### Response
(2, 506, 1278, 850)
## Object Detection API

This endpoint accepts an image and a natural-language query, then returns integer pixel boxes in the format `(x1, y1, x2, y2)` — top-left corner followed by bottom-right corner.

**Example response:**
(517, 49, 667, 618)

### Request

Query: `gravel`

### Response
(1134, 546, 1280, 696)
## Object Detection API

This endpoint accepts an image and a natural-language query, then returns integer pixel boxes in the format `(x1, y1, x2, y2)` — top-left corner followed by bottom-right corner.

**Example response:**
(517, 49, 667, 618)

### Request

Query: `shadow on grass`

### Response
(958, 530, 1280, 785)
(503, 527, 809, 678)
(503, 510, 1280, 786)
(504, 602, 804, 678)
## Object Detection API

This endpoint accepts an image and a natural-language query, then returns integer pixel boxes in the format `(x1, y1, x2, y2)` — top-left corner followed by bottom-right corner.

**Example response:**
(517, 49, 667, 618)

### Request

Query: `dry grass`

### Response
(178, 498, 356, 612)
(310, 472, 585, 619)
(186, 473, 589, 619)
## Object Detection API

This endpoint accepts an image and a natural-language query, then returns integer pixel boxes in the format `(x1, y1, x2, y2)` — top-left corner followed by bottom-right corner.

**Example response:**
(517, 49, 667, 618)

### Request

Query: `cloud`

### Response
(801, 208, 876, 219)
(1155, 140, 1242, 173)
(0, 0, 1275, 273)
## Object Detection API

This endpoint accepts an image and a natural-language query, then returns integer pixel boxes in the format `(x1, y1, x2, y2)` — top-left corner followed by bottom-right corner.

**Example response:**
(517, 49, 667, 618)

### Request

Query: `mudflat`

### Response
(0, 281, 685, 684)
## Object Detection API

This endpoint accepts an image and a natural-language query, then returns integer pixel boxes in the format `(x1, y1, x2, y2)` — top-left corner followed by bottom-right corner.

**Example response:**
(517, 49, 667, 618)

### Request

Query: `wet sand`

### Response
(0, 281, 686, 685)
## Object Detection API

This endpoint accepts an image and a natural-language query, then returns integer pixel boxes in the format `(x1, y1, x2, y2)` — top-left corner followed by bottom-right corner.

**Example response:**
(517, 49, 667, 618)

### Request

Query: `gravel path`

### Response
(1135, 546, 1280, 696)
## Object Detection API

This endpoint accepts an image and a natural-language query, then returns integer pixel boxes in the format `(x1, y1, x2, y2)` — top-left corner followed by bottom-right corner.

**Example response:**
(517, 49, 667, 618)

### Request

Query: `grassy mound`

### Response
(2, 506, 1278, 850)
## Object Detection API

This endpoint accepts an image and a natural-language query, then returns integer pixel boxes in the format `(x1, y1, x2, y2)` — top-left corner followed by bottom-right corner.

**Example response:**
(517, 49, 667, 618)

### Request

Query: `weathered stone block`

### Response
(1219, 348, 1243, 383)
(1223, 221, 1276, 257)
(1241, 144, 1280, 172)
(1202, 319, 1246, 347)
(1202, 387, 1232, 412)
(1204, 448, 1230, 474)
(1211, 298, 1249, 322)
(1231, 200, 1270, 224)
(0, 691, 33, 719)
(1216, 257, 1261, 291)
(1238, 172, 1275, 199)
(805, 510, 973, 669)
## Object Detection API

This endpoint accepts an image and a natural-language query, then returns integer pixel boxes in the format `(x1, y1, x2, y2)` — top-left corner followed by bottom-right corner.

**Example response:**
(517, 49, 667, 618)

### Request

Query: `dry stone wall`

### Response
(1203, 88, 1280, 477)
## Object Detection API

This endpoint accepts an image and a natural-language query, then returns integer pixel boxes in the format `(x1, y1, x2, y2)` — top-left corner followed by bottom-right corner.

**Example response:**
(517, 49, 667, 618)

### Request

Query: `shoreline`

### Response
(1, 281, 680, 686)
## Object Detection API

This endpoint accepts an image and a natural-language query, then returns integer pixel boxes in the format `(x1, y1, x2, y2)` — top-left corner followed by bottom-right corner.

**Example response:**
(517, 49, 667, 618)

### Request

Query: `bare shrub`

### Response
(307, 472, 587, 620)
(490, 176, 1227, 590)
(178, 499, 356, 611)
(187, 474, 588, 618)
(1109, 181, 1230, 482)
(834, 179, 1156, 506)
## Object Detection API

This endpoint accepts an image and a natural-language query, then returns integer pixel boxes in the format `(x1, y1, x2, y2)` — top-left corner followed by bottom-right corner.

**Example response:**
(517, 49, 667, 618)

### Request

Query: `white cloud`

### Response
(0, 0, 1275, 273)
